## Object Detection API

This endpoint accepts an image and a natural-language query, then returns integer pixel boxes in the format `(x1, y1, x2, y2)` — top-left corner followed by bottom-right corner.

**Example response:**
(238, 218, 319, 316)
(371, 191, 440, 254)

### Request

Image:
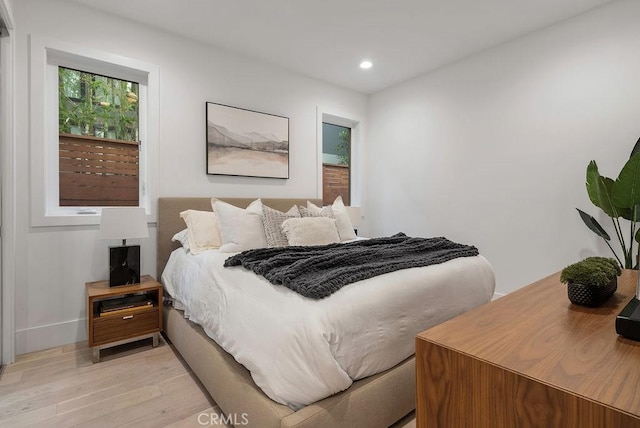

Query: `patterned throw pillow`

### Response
(299, 205, 334, 218)
(262, 205, 300, 247)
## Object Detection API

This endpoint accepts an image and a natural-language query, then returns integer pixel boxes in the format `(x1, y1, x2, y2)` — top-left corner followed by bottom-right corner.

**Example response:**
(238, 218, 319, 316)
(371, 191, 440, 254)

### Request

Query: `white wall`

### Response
(13, 0, 367, 354)
(365, 0, 640, 295)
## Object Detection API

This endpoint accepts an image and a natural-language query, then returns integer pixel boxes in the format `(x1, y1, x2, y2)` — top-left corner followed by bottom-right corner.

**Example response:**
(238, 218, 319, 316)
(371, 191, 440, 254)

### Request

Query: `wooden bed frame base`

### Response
(158, 198, 415, 427)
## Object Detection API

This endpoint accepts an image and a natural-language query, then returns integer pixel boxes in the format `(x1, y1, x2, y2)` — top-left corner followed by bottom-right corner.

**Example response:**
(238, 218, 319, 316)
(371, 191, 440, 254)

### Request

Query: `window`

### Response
(58, 67, 140, 206)
(322, 123, 351, 205)
(29, 36, 159, 226)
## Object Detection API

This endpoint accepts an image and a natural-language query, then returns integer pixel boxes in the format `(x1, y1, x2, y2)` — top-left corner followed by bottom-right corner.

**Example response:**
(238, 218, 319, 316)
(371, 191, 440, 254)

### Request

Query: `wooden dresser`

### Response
(416, 269, 640, 427)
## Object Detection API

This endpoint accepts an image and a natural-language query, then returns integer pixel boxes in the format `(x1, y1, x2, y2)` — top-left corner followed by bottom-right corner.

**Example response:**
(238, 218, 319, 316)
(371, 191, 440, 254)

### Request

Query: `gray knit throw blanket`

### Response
(224, 233, 479, 299)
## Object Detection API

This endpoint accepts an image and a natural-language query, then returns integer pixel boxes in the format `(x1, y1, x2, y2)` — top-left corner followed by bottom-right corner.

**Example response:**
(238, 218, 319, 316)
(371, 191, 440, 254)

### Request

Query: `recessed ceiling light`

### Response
(360, 60, 372, 70)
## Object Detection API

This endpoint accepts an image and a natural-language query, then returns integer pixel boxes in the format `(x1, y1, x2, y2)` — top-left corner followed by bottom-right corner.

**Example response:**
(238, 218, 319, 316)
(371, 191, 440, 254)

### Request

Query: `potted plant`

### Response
(577, 141, 640, 269)
(560, 257, 621, 307)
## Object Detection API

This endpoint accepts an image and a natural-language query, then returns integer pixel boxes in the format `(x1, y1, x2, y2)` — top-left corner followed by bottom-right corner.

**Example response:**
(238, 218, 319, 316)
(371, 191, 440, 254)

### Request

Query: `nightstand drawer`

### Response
(92, 308, 160, 345)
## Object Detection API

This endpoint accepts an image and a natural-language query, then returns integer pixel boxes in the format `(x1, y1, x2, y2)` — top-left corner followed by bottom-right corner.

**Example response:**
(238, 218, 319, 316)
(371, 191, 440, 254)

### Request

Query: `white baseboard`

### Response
(15, 318, 86, 355)
(492, 292, 505, 301)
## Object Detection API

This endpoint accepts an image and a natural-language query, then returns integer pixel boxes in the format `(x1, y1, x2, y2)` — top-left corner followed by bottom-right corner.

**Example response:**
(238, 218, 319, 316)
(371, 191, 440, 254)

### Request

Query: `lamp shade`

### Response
(345, 206, 361, 228)
(98, 207, 149, 241)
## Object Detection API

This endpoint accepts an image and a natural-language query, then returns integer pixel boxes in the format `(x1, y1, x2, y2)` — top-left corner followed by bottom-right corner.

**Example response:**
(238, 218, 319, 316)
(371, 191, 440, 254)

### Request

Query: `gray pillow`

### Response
(262, 205, 300, 247)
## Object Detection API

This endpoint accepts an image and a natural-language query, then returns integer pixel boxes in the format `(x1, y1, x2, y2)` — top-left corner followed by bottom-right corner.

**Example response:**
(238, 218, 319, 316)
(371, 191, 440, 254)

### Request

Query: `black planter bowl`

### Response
(567, 277, 617, 308)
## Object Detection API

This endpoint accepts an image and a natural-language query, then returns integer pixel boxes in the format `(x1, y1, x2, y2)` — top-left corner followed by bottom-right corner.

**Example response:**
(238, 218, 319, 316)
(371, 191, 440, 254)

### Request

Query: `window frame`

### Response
(57, 65, 141, 211)
(29, 36, 159, 226)
(316, 110, 361, 207)
(321, 122, 352, 206)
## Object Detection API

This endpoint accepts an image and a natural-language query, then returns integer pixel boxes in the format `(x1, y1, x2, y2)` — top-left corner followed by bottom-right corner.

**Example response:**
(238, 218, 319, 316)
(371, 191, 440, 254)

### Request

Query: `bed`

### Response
(157, 197, 495, 428)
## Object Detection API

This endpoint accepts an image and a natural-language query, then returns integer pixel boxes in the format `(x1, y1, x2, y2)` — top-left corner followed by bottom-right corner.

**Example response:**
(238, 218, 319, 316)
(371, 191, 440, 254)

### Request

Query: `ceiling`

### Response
(65, 0, 616, 94)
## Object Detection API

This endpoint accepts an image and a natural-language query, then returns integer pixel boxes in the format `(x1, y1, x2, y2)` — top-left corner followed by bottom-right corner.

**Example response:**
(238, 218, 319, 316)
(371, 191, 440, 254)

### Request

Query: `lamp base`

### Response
(615, 297, 640, 341)
(109, 245, 141, 287)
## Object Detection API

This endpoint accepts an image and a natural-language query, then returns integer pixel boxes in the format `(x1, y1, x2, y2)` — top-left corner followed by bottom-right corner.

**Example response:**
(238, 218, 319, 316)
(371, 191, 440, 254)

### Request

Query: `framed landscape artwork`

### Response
(206, 102, 289, 179)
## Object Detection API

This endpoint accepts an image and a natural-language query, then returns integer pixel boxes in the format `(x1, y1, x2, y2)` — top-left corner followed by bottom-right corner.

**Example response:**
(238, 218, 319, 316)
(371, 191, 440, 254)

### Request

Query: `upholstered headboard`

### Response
(157, 197, 322, 280)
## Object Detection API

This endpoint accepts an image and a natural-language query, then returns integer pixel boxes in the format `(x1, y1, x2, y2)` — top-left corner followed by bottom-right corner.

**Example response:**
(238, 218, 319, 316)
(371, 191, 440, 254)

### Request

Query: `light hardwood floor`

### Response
(0, 337, 416, 427)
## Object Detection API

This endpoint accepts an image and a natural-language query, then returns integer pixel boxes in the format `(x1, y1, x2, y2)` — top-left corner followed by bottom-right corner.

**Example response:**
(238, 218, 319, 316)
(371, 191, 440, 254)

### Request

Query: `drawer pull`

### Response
(122, 315, 134, 320)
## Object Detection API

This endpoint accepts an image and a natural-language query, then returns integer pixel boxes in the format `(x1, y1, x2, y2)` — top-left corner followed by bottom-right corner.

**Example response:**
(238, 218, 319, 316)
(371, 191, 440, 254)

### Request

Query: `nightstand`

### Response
(86, 275, 163, 363)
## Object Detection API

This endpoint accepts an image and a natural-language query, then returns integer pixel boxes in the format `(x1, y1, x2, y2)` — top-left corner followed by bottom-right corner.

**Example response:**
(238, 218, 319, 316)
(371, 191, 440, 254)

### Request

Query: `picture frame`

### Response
(206, 102, 289, 179)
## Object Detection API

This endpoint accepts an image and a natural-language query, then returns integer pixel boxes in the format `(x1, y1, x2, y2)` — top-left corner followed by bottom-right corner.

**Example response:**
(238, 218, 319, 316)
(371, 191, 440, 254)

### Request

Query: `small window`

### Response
(322, 123, 351, 205)
(58, 67, 140, 206)
(30, 36, 158, 226)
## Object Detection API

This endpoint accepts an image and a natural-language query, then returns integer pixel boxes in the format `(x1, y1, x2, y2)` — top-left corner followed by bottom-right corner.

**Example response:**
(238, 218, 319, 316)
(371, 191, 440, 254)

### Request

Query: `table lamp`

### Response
(345, 206, 361, 235)
(98, 207, 148, 286)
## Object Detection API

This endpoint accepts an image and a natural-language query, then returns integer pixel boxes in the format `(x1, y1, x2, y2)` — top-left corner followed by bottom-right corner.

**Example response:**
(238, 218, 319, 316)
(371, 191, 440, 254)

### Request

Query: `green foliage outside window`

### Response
(337, 129, 351, 165)
(58, 67, 140, 142)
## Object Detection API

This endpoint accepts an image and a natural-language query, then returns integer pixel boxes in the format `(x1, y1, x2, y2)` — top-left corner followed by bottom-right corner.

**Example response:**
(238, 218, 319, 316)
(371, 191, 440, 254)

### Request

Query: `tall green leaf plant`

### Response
(578, 139, 640, 269)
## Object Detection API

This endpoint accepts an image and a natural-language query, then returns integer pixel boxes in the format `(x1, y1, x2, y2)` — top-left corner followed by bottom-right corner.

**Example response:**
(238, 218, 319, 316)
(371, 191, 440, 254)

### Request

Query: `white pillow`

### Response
(281, 217, 340, 246)
(213, 199, 267, 253)
(171, 228, 190, 252)
(179, 210, 222, 255)
(307, 196, 356, 241)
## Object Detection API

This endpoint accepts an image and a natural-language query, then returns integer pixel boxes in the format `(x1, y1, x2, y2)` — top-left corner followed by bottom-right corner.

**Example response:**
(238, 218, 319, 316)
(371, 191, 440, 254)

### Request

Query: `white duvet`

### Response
(162, 247, 495, 409)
